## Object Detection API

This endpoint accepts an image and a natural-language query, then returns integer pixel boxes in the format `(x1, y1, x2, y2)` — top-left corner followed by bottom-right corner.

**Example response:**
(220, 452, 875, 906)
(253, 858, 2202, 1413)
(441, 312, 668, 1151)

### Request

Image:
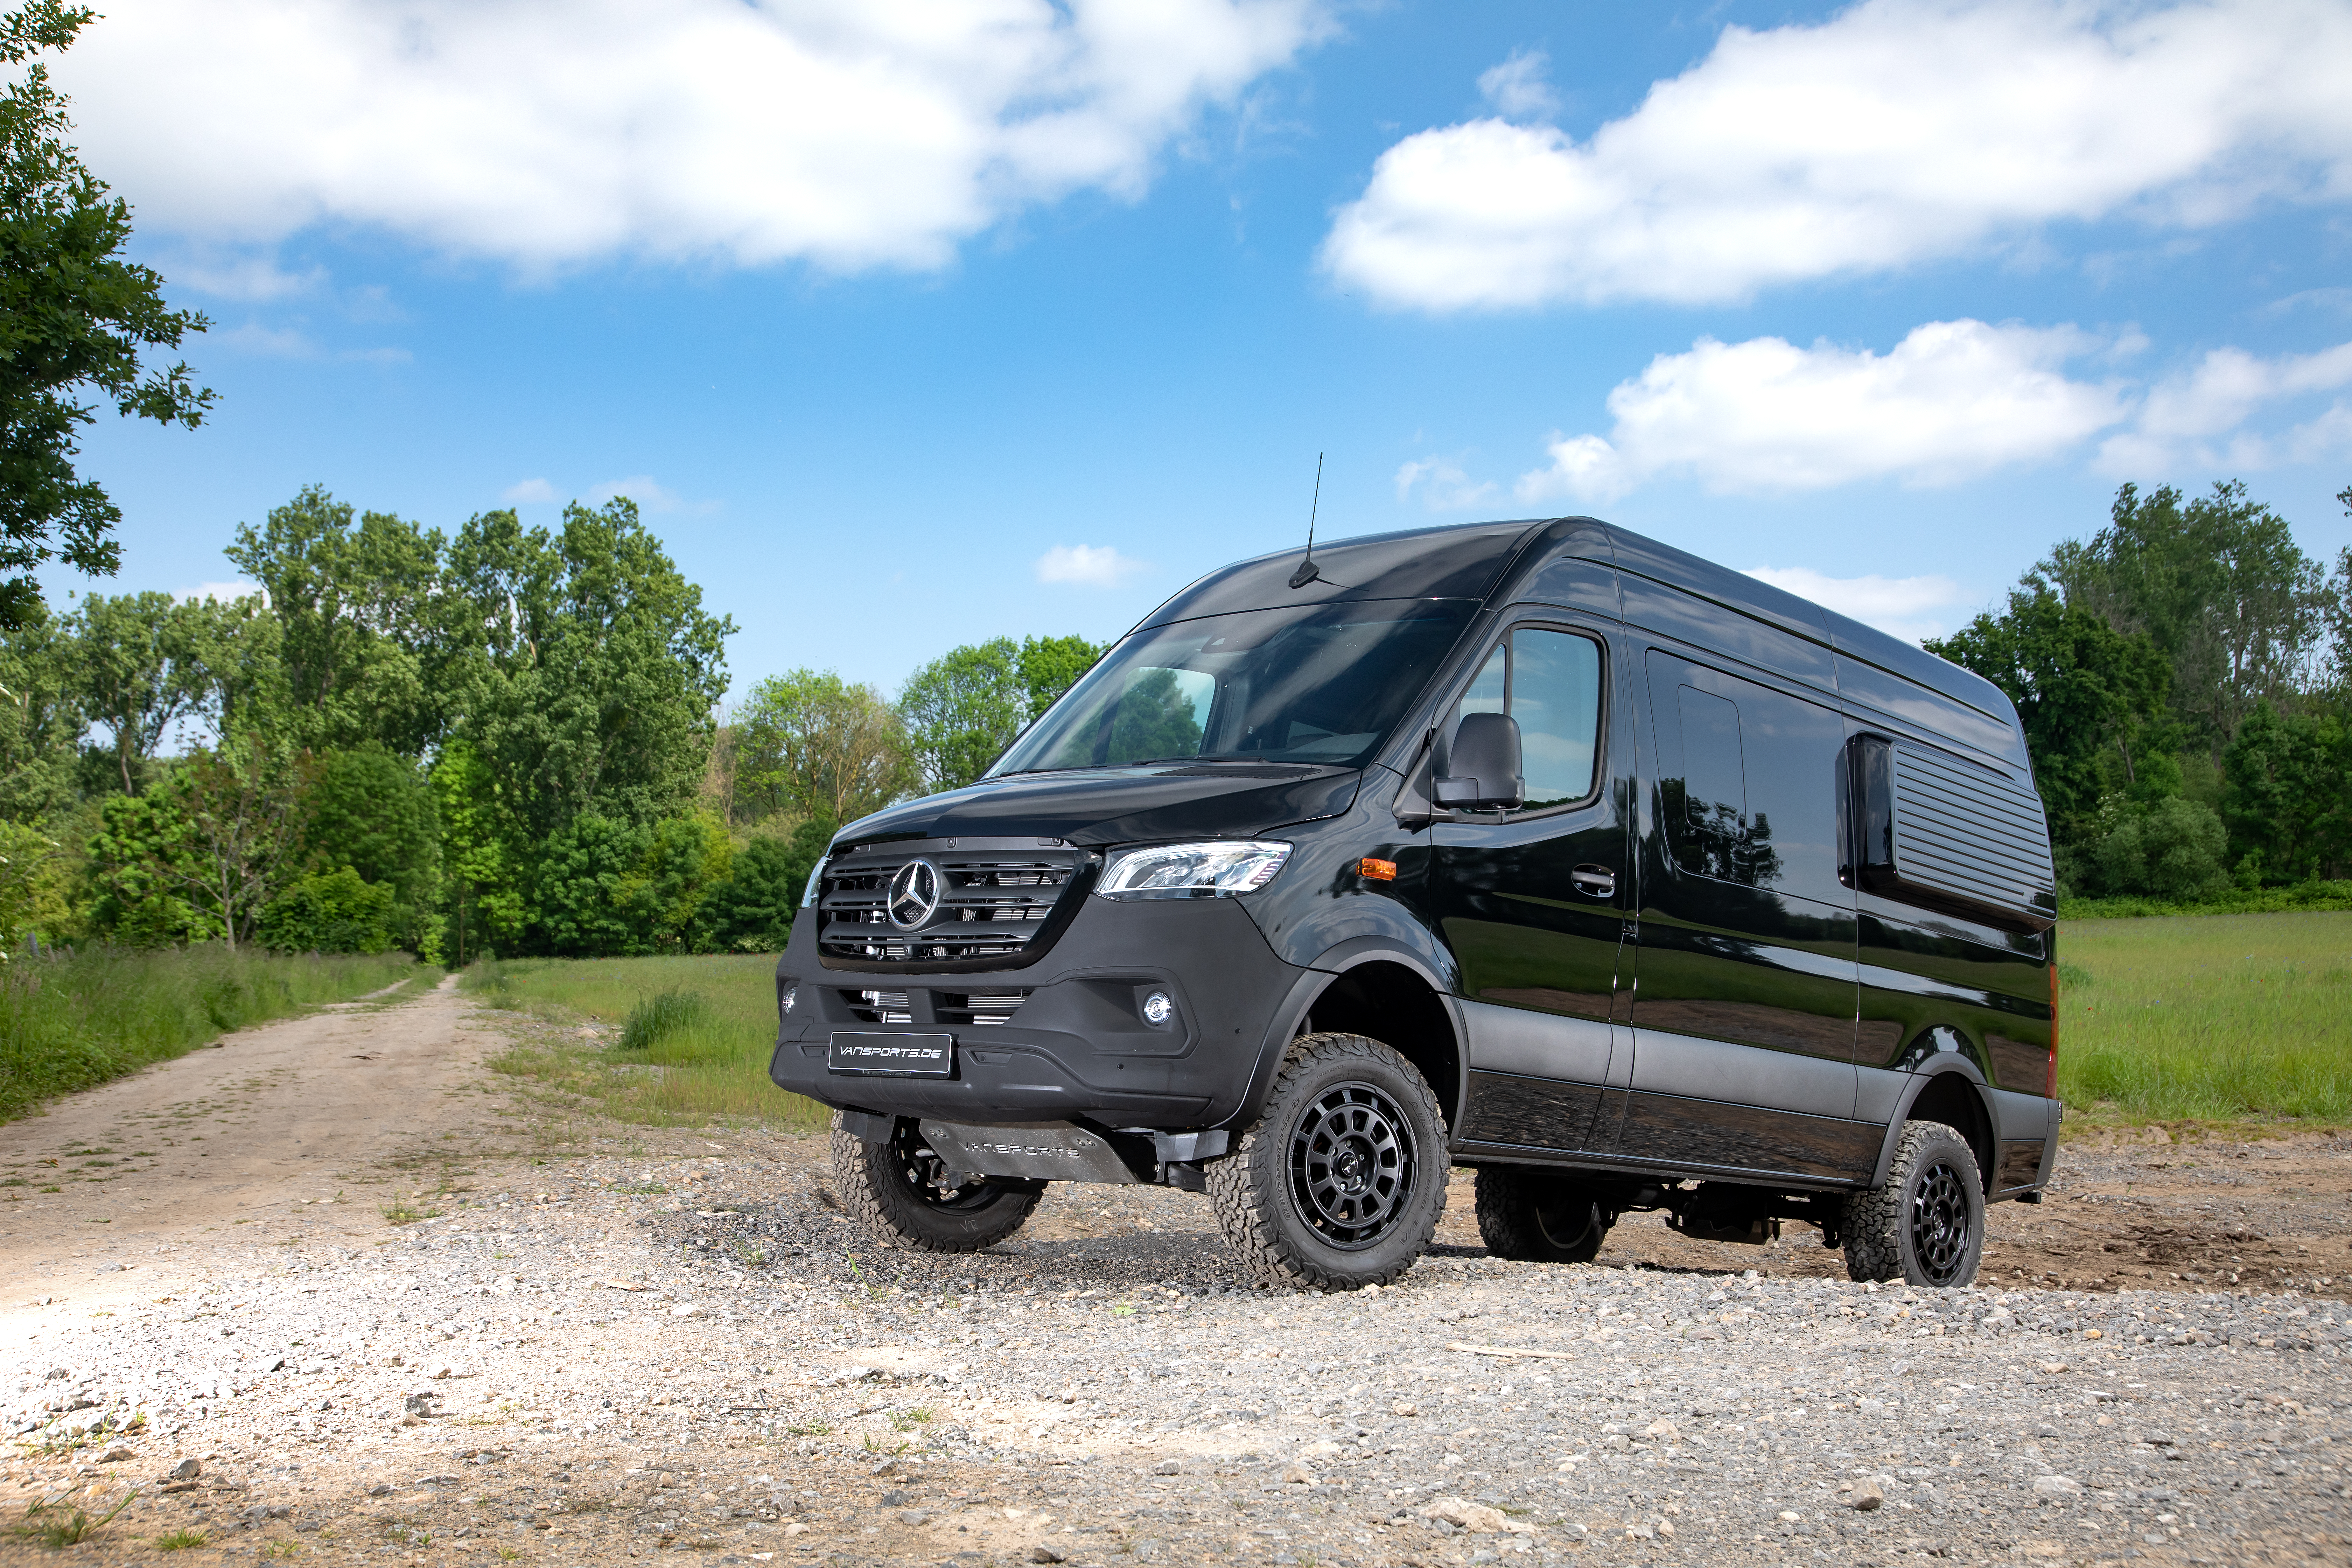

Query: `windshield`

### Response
(987, 600, 1478, 776)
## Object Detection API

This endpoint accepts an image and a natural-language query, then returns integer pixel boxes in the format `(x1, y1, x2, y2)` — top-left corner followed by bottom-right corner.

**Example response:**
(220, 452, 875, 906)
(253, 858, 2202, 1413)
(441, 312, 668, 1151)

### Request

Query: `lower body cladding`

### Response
(770, 895, 1306, 1128)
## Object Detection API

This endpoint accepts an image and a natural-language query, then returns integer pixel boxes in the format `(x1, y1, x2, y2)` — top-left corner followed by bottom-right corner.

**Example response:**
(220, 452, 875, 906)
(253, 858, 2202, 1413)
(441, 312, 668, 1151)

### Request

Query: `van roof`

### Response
(1140, 514, 2020, 753)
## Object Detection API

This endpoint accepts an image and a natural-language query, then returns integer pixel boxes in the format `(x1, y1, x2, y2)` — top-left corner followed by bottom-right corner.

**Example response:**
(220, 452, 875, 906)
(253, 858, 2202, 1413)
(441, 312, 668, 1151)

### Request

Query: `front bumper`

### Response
(769, 893, 1306, 1128)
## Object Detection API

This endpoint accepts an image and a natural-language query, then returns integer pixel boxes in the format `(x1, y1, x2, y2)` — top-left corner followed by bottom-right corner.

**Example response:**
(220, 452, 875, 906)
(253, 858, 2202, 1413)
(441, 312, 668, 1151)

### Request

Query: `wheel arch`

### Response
(1873, 1063, 1997, 1194)
(1228, 938, 1465, 1134)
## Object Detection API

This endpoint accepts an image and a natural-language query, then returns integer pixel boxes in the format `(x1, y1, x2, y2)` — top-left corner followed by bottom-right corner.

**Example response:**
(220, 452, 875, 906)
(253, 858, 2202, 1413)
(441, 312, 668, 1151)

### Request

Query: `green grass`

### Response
(2057, 910, 2352, 1125)
(0, 945, 432, 1124)
(463, 954, 826, 1130)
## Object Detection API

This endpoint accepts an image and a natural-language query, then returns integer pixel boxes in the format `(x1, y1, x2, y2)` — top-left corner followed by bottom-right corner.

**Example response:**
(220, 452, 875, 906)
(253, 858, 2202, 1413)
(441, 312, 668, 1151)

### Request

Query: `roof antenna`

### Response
(1288, 452, 1324, 589)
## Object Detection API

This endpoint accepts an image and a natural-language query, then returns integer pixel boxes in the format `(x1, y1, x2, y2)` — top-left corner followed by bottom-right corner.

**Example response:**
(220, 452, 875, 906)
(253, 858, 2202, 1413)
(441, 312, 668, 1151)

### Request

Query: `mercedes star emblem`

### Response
(887, 858, 943, 929)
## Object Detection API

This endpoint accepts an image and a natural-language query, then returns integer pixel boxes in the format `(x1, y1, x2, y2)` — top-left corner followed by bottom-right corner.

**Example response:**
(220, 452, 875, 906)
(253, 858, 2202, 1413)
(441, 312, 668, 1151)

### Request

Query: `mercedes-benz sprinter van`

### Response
(770, 518, 2061, 1292)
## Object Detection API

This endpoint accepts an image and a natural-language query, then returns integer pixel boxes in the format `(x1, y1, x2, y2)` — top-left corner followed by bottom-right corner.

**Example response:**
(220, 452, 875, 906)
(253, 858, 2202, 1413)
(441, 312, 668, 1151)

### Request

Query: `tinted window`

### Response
(991, 601, 1475, 774)
(1454, 626, 1604, 809)
(1650, 652, 1849, 905)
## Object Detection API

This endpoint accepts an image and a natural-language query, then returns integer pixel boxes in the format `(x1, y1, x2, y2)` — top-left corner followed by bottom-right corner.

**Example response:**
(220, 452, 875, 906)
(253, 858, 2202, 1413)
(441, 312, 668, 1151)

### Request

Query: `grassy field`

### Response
(0, 945, 433, 1124)
(2057, 909, 2352, 1126)
(462, 953, 827, 1131)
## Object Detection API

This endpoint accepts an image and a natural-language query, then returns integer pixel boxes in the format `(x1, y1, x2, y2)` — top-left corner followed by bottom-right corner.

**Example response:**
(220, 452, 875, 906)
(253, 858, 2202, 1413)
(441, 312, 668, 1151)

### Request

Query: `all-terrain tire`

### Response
(831, 1112, 1043, 1254)
(1475, 1167, 1611, 1264)
(1841, 1119, 1985, 1287)
(1205, 1032, 1448, 1292)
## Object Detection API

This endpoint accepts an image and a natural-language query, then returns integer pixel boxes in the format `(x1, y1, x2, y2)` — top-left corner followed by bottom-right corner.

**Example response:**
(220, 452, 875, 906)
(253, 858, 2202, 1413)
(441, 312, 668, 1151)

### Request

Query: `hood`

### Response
(833, 764, 1362, 850)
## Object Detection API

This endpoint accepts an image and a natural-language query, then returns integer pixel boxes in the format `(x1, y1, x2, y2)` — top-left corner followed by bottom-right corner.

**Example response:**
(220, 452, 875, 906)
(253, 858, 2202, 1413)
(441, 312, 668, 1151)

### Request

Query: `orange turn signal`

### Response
(1358, 857, 1398, 882)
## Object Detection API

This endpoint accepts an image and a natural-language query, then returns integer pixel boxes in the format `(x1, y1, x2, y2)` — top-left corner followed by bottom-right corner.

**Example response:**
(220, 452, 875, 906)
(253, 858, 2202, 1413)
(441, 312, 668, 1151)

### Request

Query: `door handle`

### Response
(1571, 864, 1617, 897)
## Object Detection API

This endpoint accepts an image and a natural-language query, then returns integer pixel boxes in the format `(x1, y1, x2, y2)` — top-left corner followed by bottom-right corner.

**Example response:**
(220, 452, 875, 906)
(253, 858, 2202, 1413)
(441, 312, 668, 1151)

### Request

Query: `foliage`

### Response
(0, 814, 63, 949)
(83, 785, 214, 946)
(899, 636, 1024, 793)
(0, 0, 214, 630)
(2220, 700, 2352, 885)
(0, 943, 423, 1123)
(65, 590, 223, 793)
(2038, 481, 2336, 757)
(297, 744, 440, 954)
(0, 599, 78, 819)
(731, 668, 911, 826)
(222, 486, 445, 754)
(2087, 794, 2228, 903)
(531, 810, 732, 957)
(258, 866, 397, 954)
(700, 817, 828, 953)
(431, 736, 524, 965)
(1017, 633, 1104, 721)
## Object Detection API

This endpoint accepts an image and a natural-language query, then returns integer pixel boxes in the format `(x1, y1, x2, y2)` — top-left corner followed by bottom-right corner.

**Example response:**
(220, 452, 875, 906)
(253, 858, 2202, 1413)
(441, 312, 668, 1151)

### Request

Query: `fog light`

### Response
(781, 981, 800, 1015)
(1142, 990, 1174, 1027)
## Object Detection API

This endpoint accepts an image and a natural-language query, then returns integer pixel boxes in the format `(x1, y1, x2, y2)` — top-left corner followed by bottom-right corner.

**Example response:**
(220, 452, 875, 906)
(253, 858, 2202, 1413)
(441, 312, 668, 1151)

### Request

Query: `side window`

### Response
(1650, 652, 1848, 905)
(1454, 626, 1604, 810)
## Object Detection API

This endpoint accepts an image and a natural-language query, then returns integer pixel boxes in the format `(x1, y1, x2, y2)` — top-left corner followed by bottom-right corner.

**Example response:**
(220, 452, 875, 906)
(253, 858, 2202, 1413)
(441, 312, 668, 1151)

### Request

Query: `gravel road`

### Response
(4, 984, 2349, 1568)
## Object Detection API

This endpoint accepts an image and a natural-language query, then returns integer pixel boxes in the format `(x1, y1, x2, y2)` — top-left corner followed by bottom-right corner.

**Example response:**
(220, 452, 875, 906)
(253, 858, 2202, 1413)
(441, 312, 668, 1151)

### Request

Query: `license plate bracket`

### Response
(828, 1031, 954, 1077)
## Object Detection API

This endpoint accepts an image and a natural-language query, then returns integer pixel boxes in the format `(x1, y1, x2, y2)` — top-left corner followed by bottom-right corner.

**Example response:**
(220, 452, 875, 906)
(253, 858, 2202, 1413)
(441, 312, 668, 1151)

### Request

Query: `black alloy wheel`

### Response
(1840, 1118, 1986, 1288)
(1907, 1157, 1975, 1286)
(1287, 1082, 1420, 1250)
(1206, 1032, 1450, 1290)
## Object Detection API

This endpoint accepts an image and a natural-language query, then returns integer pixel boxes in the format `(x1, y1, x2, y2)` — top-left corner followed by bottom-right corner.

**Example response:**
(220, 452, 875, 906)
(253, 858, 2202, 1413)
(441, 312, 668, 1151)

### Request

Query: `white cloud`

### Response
(1034, 543, 1150, 588)
(501, 478, 557, 505)
(588, 476, 718, 516)
(177, 580, 261, 605)
(59, 0, 1328, 274)
(2096, 339, 2352, 471)
(168, 252, 328, 301)
(1323, 0, 2352, 310)
(217, 322, 319, 358)
(1394, 456, 1499, 511)
(1477, 49, 1559, 121)
(1516, 318, 2127, 503)
(1744, 566, 1969, 644)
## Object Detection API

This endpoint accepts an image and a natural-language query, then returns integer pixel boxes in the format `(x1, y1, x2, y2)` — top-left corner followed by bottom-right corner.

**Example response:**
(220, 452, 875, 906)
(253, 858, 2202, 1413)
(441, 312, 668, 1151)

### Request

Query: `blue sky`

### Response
(44, 0, 2352, 698)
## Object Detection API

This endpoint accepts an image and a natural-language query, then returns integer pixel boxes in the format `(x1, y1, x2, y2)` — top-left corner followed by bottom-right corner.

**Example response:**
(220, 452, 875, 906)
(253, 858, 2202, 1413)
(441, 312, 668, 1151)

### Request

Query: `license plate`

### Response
(828, 1031, 954, 1077)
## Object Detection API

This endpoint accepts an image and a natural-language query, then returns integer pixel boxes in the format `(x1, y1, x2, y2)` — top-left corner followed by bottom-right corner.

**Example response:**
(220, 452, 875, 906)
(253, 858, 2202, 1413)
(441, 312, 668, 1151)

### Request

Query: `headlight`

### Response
(800, 855, 830, 909)
(1096, 840, 1292, 900)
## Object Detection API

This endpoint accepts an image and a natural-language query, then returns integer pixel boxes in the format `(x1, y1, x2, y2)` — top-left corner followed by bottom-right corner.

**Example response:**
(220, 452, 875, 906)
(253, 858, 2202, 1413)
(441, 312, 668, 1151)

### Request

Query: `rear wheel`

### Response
(832, 1112, 1043, 1253)
(1206, 1032, 1448, 1291)
(1475, 1167, 1611, 1263)
(1841, 1119, 1984, 1287)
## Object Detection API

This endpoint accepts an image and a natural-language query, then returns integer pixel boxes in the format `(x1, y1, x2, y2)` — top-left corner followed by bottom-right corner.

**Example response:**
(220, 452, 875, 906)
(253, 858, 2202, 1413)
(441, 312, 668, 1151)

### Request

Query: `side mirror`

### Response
(1434, 711, 1525, 810)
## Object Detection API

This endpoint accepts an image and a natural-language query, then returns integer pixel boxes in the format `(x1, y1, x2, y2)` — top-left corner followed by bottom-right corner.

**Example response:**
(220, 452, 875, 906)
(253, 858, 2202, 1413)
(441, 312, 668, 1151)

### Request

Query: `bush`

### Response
(2091, 795, 2229, 901)
(259, 867, 398, 954)
(619, 986, 710, 1052)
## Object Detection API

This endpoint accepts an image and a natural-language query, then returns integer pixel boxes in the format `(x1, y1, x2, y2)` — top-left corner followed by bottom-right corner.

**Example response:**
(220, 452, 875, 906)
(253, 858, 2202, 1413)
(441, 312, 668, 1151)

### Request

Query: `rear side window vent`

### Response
(1849, 736, 2056, 931)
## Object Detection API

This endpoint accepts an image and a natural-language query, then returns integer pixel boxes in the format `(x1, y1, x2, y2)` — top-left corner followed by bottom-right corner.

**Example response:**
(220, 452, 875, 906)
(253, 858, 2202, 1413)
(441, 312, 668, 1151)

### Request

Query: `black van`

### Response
(770, 518, 2060, 1292)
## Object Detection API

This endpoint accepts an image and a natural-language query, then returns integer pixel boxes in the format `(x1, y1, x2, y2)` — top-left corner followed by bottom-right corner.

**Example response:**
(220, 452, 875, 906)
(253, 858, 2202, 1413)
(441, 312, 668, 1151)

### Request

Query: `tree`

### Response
(170, 744, 314, 950)
(83, 784, 212, 945)
(1018, 634, 1104, 722)
(2221, 701, 2352, 884)
(431, 736, 526, 964)
(732, 668, 912, 826)
(0, 596, 79, 820)
(1926, 587, 2170, 843)
(223, 487, 445, 754)
(899, 637, 1024, 793)
(444, 499, 734, 842)
(259, 866, 396, 954)
(2089, 795, 2230, 902)
(300, 745, 440, 955)
(2037, 482, 2335, 757)
(0, 1, 213, 628)
(67, 589, 215, 794)
(703, 818, 831, 953)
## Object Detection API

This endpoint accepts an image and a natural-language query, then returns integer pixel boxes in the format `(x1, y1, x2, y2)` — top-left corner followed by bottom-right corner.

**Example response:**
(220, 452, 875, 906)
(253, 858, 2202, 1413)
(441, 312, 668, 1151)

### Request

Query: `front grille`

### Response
(841, 988, 913, 1024)
(937, 989, 1031, 1027)
(818, 840, 1083, 967)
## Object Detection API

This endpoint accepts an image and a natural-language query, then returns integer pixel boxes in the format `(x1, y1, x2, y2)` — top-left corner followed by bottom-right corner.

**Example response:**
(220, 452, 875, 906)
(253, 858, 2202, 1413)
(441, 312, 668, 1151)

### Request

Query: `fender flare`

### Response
(1868, 1059, 1995, 1189)
(1222, 936, 1466, 1132)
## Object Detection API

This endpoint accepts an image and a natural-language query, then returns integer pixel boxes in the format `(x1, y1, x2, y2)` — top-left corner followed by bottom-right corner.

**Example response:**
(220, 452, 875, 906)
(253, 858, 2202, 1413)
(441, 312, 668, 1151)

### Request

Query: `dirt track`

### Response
(3, 983, 2350, 1568)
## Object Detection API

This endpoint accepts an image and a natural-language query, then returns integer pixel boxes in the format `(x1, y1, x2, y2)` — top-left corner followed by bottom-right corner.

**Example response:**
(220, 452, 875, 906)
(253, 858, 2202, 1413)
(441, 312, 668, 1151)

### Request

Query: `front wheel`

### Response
(1841, 1119, 1984, 1287)
(1206, 1032, 1448, 1291)
(1475, 1167, 1611, 1263)
(832, 1113, 1043, 1253)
